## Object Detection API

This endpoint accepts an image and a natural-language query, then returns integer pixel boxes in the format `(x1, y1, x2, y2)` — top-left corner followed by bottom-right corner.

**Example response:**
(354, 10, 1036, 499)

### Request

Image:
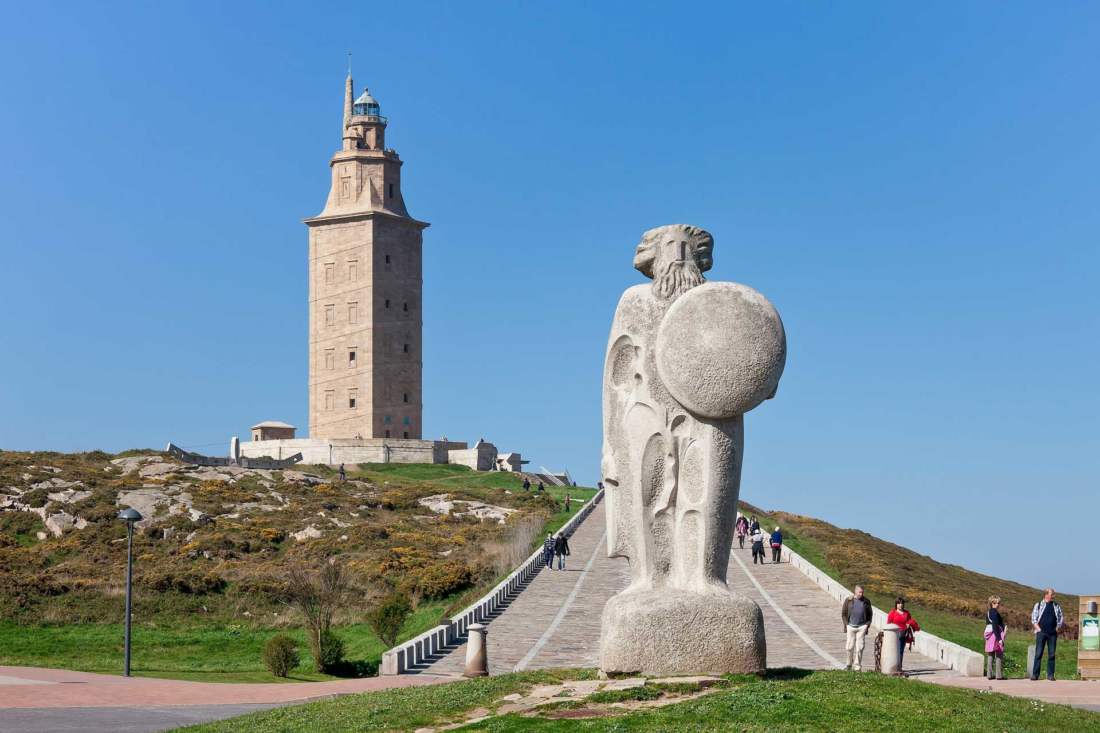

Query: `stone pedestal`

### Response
(464, 623, 489, 677)
(880, 624, 901, 675)
(599, 589, 766, 675)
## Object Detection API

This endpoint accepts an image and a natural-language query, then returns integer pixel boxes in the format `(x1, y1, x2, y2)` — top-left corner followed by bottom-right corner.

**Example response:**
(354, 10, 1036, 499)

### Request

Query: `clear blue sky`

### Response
(2, 2, 1097, 594)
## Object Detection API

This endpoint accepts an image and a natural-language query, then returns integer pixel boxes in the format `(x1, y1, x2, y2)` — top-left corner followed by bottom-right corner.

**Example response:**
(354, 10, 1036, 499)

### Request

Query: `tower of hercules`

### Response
(304, 73, 428, 440)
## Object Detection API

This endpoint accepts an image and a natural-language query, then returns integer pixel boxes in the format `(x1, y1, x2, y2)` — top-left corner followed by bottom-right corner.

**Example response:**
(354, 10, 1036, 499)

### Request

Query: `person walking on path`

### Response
(769, 526, 783, 563)
(985, 596, 1007, 680)
(542, 533, 556, 570)
(749, 515, 761, 535)
(338, 464, 346, 482)
(887, 597, 920, 675)
(751, 527, 766, 564)
(554, 533, 571, 570)
(735, 515, 749, 548)
(1030, 588, 1064, 681)
(523, 477, 531, 491)
(537, 481, 544, 492)
(842, 585, 873, 671)
(564, 494, 571, 512)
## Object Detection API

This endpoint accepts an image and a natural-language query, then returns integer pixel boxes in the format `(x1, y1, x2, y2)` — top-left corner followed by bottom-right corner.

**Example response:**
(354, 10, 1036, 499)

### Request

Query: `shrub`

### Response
(405, 560, 473, 599)
(262, 634, 300, 678)
(313, 628, 345, 672)
(366, 592, 412, 648)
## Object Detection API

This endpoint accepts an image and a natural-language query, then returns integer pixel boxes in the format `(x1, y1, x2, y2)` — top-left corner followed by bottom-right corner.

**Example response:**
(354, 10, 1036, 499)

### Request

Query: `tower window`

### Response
(403, 416, 410, 425)
(403, 392, 408, 403)
(348, 389, 358, 409)
(324, 390, 335, 410)
(324, 304, 335, 325)
(388, 183, 394, 198)
(348, 350, 356, 367)
(385, 299, 390, 309)
(348, 260, 358, 281)
(385, 429, 391, 438)
(384, 415, 391, 424)
(403, 431, 409, 438)
(348, 302, 359, 324)
(403, 343, 409, 353)
(403, 302, 408, 312)
(324, 349, 334, 370)
(324, 262, 335, 283)
(384, 254, 390, 264)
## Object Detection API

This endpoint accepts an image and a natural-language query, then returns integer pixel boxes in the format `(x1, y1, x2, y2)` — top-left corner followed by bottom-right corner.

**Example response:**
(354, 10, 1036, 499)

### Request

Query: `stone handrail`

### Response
(779, 543, 984, 676)
(381, 488, 605, 675)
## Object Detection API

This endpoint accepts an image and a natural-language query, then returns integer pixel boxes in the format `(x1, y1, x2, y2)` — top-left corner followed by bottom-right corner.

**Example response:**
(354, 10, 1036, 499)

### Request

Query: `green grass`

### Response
(0, 599, 450, 683)
(173, 669, 1100, 732)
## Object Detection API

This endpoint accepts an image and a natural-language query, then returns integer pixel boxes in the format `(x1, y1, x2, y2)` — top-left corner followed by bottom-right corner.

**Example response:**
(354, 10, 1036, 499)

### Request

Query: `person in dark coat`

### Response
(751, 528, 766, 564)
(338, 464, 346, 482)
(542, 533, 556, 570)
(522, 477, 531, 491)
(537, 481, 544, 492)
(554, 533, 571, 570)
(770, 526, 783, 563)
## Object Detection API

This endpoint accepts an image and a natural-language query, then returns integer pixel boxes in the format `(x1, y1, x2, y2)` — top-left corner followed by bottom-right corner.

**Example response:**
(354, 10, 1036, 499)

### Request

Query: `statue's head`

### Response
(634, 224, 714, 300)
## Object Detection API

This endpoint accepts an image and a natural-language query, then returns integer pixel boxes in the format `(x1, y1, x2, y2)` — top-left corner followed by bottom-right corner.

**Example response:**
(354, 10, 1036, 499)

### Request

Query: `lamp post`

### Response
(117, 507, 142, 677)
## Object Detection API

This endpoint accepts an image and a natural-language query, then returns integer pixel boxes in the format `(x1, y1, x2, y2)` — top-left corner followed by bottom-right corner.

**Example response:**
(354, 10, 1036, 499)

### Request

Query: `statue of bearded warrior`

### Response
(599, 224, 786, 675)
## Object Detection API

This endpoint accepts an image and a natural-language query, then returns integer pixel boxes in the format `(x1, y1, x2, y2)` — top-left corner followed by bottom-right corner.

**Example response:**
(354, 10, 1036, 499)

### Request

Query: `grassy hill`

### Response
(741, 500, 1080, 678)
(0, 450, 594, 680)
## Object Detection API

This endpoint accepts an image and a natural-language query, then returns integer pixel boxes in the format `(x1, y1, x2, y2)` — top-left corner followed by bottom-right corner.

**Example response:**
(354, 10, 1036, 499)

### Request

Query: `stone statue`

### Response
(599, 224, 786, 675)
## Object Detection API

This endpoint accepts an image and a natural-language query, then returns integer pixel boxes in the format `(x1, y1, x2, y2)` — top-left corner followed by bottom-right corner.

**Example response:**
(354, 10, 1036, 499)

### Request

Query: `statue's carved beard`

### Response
(652, 259, 705, 301)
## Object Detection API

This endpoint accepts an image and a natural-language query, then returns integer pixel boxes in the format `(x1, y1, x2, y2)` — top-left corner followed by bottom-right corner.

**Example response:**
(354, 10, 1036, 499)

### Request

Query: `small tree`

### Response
(262, 634, 300, 678)
(284, 560, 349, 673)
(366, 592, 412, 648)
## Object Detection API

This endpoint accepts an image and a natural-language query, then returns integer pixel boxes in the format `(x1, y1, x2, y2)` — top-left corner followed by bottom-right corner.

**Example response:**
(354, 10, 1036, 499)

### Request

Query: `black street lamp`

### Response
(117, 507, 142, 677)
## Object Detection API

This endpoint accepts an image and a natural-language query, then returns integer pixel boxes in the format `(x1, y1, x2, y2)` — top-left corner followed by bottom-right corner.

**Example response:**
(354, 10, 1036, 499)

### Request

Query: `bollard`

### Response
(880, 624, 902, 675)
(464, 623, 489, 677)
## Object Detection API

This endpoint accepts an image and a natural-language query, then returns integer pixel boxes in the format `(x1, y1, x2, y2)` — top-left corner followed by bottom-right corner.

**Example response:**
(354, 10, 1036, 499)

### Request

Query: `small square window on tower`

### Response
(403, 431, 409, 438)
(384, 254, 391, 264)
(348, 349, 357, 368)
(324, 262, 335, 283)
(385, 299, 390, 309)
(324, 304, 335, 325)
(403, 416, 410, 426)
(348, 302, 359, 324)
(403, 343, 409, 353)
(403, 302, 408, 312)
(324, 349, 335, 370)
(403, 392, 408, 403)
(348, 260, 358, 281)
(348, 389, 358, 409)
(385, 429, 391, 438)
(383, 415, 391, 424)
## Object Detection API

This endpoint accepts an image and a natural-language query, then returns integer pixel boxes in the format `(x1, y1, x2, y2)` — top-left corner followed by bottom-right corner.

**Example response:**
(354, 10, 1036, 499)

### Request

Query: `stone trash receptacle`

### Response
(464, 623, 489, 677)
(879, 623, 902, 675)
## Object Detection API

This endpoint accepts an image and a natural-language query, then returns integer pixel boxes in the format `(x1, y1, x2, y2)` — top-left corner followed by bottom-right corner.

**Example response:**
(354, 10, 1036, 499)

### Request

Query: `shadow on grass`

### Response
(763, 667, 815, 681)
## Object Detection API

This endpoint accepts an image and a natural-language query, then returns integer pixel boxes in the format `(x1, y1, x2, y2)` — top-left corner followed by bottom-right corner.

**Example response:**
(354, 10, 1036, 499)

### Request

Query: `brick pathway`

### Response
(416, 501, 947, 676)
(0, 667, 447, 709)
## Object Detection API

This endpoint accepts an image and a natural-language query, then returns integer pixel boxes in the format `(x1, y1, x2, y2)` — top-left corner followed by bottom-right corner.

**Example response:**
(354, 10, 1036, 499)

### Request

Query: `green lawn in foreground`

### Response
(173, 669, 1100, 733)
(0, 599, 449, 683)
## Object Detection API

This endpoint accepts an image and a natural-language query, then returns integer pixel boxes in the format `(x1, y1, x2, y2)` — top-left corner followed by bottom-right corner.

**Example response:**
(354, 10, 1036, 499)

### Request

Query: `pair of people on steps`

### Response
(542, 532, 571, 570)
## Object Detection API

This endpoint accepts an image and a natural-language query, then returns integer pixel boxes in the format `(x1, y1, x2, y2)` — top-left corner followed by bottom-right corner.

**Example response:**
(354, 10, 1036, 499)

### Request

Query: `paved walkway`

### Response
(0, 667, 448, 733)
(416, 501, 946, 676)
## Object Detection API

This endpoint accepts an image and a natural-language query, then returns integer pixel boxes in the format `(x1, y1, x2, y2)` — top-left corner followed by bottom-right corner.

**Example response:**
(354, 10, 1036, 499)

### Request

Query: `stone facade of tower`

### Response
(304, 75, 428, 440)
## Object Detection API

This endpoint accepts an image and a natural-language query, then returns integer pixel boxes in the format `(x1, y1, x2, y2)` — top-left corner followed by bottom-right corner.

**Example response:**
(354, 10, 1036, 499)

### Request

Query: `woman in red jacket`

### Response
(887, 597, 920, 674)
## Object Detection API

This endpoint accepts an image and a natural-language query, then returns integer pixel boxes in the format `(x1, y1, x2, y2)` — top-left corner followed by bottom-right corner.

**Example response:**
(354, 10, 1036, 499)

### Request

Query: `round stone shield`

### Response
(655, 282, 786, 419)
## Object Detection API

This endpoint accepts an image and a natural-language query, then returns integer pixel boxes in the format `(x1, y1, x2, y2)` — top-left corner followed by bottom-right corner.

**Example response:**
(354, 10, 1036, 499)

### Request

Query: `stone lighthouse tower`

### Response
(304, 72, 428, 440)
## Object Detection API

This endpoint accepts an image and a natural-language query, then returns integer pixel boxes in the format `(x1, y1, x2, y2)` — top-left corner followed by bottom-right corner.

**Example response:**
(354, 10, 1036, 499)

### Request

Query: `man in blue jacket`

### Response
(1031, 588, 1064, 681)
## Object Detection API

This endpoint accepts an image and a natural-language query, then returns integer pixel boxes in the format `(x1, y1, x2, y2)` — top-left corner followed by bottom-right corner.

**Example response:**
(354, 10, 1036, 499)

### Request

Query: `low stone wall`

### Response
(381, 489, 605, 675)
(239, 438, 468, 466)
(780, 543, 984, 677)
